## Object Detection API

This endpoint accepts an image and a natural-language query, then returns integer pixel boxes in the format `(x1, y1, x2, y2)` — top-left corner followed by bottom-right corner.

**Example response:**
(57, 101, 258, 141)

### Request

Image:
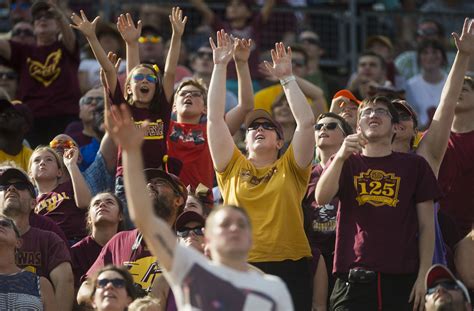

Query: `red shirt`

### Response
(331, 152, 440, 274)
(8, 40, 80, 118)
(167, 120, 214, 189)
(71, 236, 102, 288)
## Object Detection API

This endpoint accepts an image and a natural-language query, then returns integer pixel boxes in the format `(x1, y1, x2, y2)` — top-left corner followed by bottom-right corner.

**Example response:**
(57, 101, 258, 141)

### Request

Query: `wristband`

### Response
(280, 75, 296, 86)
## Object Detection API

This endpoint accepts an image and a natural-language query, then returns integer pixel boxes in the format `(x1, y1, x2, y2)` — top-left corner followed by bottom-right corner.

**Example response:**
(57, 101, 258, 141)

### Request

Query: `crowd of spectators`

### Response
(0, 0, 473, 310)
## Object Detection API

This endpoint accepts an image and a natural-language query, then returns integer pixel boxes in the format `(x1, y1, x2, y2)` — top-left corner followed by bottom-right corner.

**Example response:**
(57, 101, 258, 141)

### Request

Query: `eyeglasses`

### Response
(360, 108, 392, 118)
(177, 227, 204, 238)
(33, 11, 56, 21)
(315, 122, 342, 132)
(247, 121, 276, 132)
(292, 59, 306, 68)
(178, 90, 203, 98)
(300, 38, 320, 46)
(79, 96, 104, 106)
(426, 281, 460, 295)
(197, 51, 213, 59)
(49, 139, 75, 150)
(11, 28, 34, 37)
(0, 182, 31, 192)
(0, 72, 18, 80)
(132, 74, 158, 83)
(138, 36, 162, 44)
(97, 278, 126, 289)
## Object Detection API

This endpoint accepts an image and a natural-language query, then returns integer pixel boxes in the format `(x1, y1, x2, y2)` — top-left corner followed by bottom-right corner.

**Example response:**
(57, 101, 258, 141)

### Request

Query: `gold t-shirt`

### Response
(0, 145, 33, 172)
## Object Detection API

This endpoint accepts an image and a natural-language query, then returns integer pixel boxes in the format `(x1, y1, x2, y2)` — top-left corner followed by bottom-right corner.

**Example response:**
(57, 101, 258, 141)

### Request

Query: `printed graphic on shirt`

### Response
(313, 203, 336, 233)
(182, 264, 277, 310)
(135, 120, 164, 140)
(353, 169, 400, 207)
(16, 251, 41, 274)
(240, 167, 278, 186)
(35, 192, 71, 213)
(169, 126, 205, 145)
(124, 256, 161, 291)
(27, 49, 62, 87)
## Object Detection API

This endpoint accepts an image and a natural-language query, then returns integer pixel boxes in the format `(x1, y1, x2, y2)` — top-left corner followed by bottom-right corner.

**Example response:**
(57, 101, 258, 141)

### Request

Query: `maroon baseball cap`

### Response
(175, 211, 205, 232)
(244, 109, 284, 139)
(392, 99, 418, 128)
(144, 168, 187, 203)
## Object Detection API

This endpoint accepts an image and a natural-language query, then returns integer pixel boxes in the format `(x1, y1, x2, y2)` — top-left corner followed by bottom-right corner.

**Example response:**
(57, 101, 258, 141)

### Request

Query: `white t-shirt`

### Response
(164, 244, 294, 311)
(405, 73, 447, 126)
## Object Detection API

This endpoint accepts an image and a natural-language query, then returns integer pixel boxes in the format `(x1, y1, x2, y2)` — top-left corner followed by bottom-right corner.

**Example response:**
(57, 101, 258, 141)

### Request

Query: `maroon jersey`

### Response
(35, 180, 87, 241)
(71, 236, 102, 288)
(85, 229, 161, 291)
(167, 120, 214, 189)
(29, 212, 68, 245)
(8, 40, 80, 118)
(331, 152, 440, 274)
(17, 227, 71, 278)
(438, 131, 474, 238)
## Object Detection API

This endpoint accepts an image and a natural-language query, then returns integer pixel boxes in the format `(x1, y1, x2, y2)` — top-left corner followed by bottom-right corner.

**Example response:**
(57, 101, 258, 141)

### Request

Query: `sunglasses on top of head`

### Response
(247, 121, 276, 132)
(132, 74, 158, 84)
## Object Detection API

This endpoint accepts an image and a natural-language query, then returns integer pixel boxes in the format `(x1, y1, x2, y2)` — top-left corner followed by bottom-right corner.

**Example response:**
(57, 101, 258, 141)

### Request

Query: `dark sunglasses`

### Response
(33, 11, 56, 21)
(300, 38, 320, 46)
(0, 182, 31, 192)
(80, 96, 104, 106)
(247, 121, 276, 132)
(315, 122, 339, 131)
(177, 227, 204, 238)
(97, 278, 126, 289)
(178, 90, 203, 98)
(0, 219, 13, 228)
(197, 51, 213, 59)
(132, 74, 157, 83)
(11, 28, 34, 37)
(0, 72, 18, 80)
(426, 281, 459, 295)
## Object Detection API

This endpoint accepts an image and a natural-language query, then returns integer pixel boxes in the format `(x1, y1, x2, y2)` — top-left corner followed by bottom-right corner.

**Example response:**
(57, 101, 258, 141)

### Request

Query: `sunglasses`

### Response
(49, 139, 75, 150)
(132, 74, 158, 83)
(397, 111, 412, 121)
(315, 122, 342, 131)
(33, 11, 56, 21)
(0, 219, 13, 228)
(360, 108, 392, 118)
(300, 38, 320, 46)
(0, 182, 31, 192)
(178, 90, 203, 98)
(11, 28, 34, 37)
(97, 278, 126, 289)
(0, 72, 18, 80)
(80, 96, 104, 106)
(426, 281, 460, 295)
(138, 36, 162, 44)
(247, 121, 276, 132)
(197, 51, 213, 59)
(177, 227, 204, 238)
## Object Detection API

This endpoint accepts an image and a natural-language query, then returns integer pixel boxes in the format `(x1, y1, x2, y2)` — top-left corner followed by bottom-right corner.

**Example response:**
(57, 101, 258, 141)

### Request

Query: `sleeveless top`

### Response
(0, 270, 43, 310)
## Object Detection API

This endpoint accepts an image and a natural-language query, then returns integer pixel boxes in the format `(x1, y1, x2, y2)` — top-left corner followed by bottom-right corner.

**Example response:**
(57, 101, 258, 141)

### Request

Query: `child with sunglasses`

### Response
(71, 8, 187, 226)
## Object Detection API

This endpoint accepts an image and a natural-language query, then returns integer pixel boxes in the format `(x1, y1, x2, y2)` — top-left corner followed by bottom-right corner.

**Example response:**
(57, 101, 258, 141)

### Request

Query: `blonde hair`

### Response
(128, 296, 161, 310)
(28, 146, 63, 184)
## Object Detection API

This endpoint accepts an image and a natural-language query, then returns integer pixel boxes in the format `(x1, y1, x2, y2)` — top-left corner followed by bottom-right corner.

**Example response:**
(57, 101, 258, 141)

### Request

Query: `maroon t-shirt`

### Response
(167, 121, 214, 189)
(331, 152, 440, 274)
(17, 227, 71, 278)
(71, 235, 102, 288)
(212, 14, 263, 80)
(8, 40, 81, 118)
(29, 211, 68, 245)
(64, 121, 93, 147)
(438, 130, 474, 238)
(85, 229, 161, 291)
(34, 180, 87, 241)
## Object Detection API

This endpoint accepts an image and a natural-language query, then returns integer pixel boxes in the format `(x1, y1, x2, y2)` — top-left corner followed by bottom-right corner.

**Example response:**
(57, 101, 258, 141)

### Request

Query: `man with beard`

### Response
(76, 168, 187, 306)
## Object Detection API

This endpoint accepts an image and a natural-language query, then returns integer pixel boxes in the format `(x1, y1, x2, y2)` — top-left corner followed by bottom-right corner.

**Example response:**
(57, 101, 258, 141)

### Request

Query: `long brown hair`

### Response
(124, 64, 163, 113)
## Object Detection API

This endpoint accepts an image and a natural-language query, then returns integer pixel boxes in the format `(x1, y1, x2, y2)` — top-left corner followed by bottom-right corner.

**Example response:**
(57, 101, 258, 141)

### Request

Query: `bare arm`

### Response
(207, 30, 237, 172)
(106, 103, 177, 271)
(312, 256, 328, 311)
(260, 0, 277, 23)
(188, 0, 215, 25)
(225, 38, 254, 135)
(50, 262, 74, 311)
(163, 7, 187, 103)
(63, 147, 92, 208)
(76, 279, 93, 305)
(264, 43, 315, 167)
(71, 10, 117, 93)
(52, 3, 76, 54)
(417, 18, 474, 176)
(409, 200, 435, 311)
(295, 76, 327, 117)
(40, 277, 57, 311)
(150, 275, 170, 311)
(116, 13, 142, 75)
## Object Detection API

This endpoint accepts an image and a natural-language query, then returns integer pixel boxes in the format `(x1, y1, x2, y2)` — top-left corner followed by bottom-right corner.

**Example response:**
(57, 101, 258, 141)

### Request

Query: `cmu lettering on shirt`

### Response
(135, 120, 164, 140)
(124, 256, 161, 291)
(240, 167, 278, 186)
(35, 192, 71, 213)
(27, 49, 62, 87)
(353, 169, 401, 207)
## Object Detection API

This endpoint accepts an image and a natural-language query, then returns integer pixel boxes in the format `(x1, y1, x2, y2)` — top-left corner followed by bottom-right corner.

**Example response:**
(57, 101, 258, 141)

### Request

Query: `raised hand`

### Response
(209, 29, 233, 65)
(336, 133, 367, 160)
(263, 42, 293, 80)
(116, 13, 142, 44)
(170, 7, 187, 37)
(63, 146, 80, 168)
(233, 38, 252, 63)
(105, 104, 148, 151)
(452, 18, 474, 54)
(107, 52, 122, 73)
(70, 10, 99, 38)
